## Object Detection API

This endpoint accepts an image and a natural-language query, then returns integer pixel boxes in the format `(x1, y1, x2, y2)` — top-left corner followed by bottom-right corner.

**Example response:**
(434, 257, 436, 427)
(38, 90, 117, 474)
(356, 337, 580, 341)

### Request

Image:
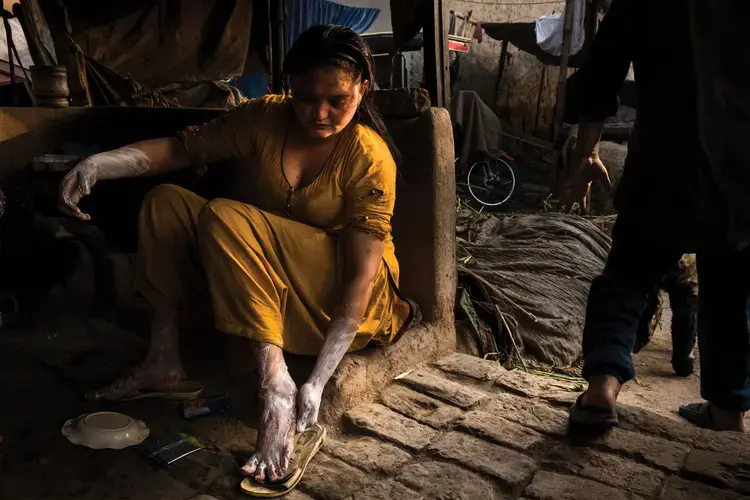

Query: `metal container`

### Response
(30, 65, 70, 108)
(30, 154, 81, 172)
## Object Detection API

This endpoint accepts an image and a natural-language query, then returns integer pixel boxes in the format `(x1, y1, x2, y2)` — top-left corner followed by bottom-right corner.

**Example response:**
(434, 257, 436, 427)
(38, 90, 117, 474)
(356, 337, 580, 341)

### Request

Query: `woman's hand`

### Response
(58, 143, 172, 221)
(561, 154, 612, 214)
(59, 158, 100, 221)
(296, 381, 324, 432)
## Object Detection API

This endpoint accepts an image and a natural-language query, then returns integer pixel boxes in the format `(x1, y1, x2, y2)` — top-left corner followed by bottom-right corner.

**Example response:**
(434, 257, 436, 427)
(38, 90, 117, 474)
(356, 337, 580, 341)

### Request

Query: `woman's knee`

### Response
(197, 199, 267, 252)
(198, 198, 246, 236)
(139, 184, 205, 242)
(141, 184, 192, 212)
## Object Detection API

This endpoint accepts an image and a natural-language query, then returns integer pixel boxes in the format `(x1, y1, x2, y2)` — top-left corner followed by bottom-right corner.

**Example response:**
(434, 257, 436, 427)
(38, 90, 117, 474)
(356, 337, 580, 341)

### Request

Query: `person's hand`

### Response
(296, 381, 323, 432)
(561, 154, 612, 214)
(58, 158, 99, 221)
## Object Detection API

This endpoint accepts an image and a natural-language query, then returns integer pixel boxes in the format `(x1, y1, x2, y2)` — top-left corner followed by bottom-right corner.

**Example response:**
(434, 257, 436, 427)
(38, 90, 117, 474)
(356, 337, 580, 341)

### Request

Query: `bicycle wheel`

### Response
(466, 156, 517, 207)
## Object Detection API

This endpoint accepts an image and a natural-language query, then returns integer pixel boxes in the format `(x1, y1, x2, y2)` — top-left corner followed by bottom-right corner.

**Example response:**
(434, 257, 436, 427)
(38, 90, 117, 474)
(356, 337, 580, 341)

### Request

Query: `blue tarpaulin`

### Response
(285, 0, 380, 50)
(236, 0, 379, 99)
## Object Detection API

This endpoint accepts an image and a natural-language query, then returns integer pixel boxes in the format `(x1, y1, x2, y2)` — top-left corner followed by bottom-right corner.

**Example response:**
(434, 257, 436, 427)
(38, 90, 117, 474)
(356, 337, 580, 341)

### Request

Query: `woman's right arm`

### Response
(58, 137, 190, 220)
(59, 99, 263, 220)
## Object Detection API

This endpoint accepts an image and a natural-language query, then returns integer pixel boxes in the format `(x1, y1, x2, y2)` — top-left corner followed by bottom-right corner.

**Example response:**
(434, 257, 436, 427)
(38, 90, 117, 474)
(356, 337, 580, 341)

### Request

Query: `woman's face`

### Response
(291, 66, 367, 140)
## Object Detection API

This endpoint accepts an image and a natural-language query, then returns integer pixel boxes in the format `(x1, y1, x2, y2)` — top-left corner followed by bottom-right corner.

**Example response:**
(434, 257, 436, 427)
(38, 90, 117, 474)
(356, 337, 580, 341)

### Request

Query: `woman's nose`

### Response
(313, 103, 328, 121)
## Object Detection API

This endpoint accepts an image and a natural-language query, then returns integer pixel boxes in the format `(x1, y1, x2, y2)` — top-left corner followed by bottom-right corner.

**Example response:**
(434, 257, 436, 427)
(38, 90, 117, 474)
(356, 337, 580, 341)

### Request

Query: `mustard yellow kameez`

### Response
(134, 95, 413, 355)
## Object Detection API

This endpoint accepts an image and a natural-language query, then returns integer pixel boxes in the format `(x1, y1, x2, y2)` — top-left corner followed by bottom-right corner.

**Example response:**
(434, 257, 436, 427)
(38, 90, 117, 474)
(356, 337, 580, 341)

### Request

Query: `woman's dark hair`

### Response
(283, 25, 400, 163)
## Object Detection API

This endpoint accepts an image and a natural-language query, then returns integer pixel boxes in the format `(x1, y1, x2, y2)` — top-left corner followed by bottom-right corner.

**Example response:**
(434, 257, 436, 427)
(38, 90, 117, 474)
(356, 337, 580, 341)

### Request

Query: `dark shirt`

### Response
(689, 1, 750, 250)
(575, 0, 727, 251)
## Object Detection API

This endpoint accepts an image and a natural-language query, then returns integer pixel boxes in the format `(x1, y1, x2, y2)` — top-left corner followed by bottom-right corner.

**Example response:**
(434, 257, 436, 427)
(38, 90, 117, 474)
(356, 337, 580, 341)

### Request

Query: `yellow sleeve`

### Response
(344, 133, 397, 240)
(175, 96, 272, 167)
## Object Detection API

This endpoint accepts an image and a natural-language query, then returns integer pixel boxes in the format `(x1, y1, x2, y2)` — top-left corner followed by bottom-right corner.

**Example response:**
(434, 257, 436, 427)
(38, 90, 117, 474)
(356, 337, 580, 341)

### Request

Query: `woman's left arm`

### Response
(296, 143, 396, 431)
(296, 229, 384, 431)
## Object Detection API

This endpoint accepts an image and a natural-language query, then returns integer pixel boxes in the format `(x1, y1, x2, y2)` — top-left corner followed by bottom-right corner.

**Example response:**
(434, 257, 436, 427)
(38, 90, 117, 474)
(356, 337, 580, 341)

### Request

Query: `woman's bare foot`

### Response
(241, 369, 297, 482)
(85, 358, 186, 401)
(87, 313, 187, 401)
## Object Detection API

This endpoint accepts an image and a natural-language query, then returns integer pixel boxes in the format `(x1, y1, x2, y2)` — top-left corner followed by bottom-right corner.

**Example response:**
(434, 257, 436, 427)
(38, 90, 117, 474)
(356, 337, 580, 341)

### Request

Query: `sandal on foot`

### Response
(569, 393, 619, 431)
(240, 424, 327, 498)
(85, 381, 204, 402)
(679, 402, 716, 430)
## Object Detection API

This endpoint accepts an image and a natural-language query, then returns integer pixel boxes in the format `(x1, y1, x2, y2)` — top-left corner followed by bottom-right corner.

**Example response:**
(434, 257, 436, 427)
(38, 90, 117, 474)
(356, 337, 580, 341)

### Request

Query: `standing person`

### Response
(562, 0, 744, 432)
(633, 255, 698, 378)
(678, 0, 750, 432)
(58, 25, 417, 481)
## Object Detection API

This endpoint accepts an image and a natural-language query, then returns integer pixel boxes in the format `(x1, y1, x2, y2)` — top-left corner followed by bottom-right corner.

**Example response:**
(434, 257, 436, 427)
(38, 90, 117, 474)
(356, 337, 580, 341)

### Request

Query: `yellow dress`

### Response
(134, 94, 414, 355)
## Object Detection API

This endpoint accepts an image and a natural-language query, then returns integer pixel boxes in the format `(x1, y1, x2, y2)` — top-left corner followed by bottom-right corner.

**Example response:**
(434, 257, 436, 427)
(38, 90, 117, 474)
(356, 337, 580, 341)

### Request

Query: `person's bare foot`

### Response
(582, 374, 622, 410)
(85, 356, 186, 401)
(711, 406, 746, 432)
(240, 372, 297, 482)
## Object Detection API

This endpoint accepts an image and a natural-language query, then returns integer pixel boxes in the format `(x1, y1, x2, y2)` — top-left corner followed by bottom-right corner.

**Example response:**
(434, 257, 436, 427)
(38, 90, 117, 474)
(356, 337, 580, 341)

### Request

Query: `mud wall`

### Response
(395, 0, 568, 139)
(449, 0, 567, 138)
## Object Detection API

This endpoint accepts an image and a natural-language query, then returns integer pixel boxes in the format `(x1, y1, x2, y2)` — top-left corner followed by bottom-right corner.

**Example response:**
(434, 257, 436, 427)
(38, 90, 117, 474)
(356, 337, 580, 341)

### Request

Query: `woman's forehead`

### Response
(292, 67, 359, 95)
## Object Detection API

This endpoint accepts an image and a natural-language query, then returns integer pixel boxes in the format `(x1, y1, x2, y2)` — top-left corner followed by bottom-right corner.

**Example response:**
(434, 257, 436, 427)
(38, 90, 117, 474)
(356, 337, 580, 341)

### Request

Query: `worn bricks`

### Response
(345, 403, 438, 451)
(483, 393, 569, 437)
(694, 430, 750, 461)
(298, 454, 371, 500)
(428, 431, 538, 488)
(591, 427, 691, 472)
(399, 367, 488, 409)
(347, 480, 423, 500)
(617, 404, 702, 445)
(525, 471, 630, 500)
(380, 384, 464, 429)
(432, 352, 506, 382)
(458, 409, 546, 451)
(545, 444, 664, 498)
(322, 436, 412, 475)
(494, 369, 580, 401)
(659, 476, 743, 500)
(683, 449, 750, 494)
(397, 461, 504, 499)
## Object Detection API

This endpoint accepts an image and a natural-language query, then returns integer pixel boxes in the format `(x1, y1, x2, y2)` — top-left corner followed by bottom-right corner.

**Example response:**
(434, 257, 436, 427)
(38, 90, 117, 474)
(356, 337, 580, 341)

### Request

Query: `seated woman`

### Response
(58, 25, 415, 482)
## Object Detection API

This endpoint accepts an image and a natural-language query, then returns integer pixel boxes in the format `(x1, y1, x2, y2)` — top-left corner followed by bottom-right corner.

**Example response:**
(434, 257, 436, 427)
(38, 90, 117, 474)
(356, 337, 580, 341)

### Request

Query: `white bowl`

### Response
(62, 412, 149, 450)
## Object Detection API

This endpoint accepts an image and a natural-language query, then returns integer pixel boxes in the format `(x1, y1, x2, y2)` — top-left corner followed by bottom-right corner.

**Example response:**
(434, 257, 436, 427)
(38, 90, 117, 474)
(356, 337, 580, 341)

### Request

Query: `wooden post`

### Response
(270, 0, 285, 93)
(423, 0, 451, 109)
(2, 12, 17, 105)
(552, 0, 576, 144)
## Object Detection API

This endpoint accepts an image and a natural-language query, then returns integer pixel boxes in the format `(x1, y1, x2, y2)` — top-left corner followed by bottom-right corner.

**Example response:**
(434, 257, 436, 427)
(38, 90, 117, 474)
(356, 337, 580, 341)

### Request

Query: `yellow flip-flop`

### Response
(240, 424, 326, 498)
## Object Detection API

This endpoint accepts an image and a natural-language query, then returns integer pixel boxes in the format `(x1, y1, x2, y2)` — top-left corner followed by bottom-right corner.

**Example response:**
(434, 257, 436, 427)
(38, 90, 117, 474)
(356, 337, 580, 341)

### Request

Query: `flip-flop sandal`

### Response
(569, 393, 619, 431)
(679, 401, 716, 430)
(240, 424, 327, 498)
(85, 381, 204, 402)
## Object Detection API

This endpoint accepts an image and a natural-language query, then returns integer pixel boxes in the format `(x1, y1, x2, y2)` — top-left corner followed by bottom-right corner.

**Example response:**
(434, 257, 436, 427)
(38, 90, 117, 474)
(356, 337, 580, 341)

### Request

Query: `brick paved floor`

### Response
(72, 353, 748, 500)
(279, 353, 750, 500)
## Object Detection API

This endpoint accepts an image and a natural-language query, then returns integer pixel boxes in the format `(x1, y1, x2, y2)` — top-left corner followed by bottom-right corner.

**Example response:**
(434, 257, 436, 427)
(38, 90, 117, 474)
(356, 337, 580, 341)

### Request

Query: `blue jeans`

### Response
(582, 216, 750, 411)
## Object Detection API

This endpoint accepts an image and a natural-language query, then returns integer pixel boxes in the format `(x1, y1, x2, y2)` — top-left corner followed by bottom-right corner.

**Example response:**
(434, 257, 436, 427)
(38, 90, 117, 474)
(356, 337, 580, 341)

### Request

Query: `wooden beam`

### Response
(422, 0, 450, 109)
